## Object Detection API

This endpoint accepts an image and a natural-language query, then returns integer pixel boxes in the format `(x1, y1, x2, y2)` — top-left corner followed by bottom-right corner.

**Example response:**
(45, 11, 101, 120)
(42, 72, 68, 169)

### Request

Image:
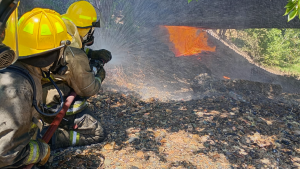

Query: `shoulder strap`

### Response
(0, 65, 38, 107)
(0, 66, 65, 117)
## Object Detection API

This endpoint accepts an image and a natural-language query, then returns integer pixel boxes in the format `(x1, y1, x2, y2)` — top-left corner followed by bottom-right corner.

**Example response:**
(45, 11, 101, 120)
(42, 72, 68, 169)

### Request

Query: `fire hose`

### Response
(23, 91, 77, 169)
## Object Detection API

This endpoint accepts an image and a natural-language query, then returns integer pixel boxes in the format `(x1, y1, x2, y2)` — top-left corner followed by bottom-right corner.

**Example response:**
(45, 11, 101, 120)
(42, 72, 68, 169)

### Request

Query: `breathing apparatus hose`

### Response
(40, 70, 64, 116)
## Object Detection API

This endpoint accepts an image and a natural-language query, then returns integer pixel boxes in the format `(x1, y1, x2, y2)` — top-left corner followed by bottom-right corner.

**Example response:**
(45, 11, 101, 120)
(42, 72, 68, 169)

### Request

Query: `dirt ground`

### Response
(15, 1, 300, 168)
(42, 26, 300, 169)
(43, 77, 300, 169)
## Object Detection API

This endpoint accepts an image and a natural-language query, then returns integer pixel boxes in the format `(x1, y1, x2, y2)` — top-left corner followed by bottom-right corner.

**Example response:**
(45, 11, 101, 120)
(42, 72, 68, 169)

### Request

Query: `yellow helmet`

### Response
(18, 8, 71, 56)
(61, 1, 102, 37)
(17, 8, 72, 67)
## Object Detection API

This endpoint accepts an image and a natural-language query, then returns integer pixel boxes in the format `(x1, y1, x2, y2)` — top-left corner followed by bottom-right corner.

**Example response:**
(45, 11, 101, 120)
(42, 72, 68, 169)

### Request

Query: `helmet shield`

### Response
(0, 0, 19, 69)
(0, 0, 19, 35)
(3, 7, 18, 57)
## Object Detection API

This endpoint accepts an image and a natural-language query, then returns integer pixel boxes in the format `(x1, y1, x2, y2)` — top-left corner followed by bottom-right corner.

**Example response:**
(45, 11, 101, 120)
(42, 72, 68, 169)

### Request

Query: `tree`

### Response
(188, 0, 198, 3)
(284, 0, 300, 21)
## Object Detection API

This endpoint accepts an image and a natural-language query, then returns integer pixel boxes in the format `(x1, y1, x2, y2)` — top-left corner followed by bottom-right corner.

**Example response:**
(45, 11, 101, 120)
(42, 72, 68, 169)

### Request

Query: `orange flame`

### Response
(163, 26, 216, 57)
(223, 76, 230, 80)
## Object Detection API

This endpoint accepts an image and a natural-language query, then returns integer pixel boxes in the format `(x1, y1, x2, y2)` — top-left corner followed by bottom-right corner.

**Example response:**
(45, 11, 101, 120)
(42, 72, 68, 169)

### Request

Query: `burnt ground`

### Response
(45, 81, 300, 169)
(44, 29, 300, 168)
(16, 0, 300, 168)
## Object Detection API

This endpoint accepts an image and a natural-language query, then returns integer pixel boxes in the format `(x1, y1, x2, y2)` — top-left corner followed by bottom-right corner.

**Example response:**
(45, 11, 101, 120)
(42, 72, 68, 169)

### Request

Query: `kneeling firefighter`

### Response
(61, 0, 112, 69)
(45, 2, 112, 135)
(37, 4, 107, 149)
(0, 4, 73, 168)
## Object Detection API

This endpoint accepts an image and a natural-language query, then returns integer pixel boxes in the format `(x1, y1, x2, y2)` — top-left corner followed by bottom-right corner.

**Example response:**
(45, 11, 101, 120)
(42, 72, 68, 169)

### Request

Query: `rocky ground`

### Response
(43, 78, 300, 169)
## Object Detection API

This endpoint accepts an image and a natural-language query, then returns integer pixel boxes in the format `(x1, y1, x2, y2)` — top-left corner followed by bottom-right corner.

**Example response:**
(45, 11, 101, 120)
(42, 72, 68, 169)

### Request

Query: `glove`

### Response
(86, 49, 112, 64)
(38, 140, 51, 166)
(97, 66, 106, 82)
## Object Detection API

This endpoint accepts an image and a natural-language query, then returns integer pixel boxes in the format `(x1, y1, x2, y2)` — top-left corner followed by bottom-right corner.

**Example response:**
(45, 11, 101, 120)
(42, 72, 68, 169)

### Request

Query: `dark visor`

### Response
(77, 20, 100, 29)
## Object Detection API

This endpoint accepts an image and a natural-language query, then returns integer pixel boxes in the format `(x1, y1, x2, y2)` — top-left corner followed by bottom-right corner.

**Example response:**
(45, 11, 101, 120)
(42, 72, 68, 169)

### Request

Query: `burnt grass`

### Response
(45, 79, 300, 169)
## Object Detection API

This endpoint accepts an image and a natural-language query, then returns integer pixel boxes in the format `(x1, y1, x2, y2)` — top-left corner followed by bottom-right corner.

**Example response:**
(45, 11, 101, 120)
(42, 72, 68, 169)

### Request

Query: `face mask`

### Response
(82, 27, 95, 47)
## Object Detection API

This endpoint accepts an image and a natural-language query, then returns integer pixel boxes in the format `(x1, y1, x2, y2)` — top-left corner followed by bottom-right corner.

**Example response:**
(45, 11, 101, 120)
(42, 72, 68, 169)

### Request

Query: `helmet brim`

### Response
(18, 45, 64, 68)
(76, 20, 100, 28)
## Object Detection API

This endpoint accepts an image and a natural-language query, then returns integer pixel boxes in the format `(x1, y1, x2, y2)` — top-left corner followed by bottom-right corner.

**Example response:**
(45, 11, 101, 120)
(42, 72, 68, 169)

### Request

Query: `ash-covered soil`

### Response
(44, 26, 300, 169)
(44, 78, 300, 169)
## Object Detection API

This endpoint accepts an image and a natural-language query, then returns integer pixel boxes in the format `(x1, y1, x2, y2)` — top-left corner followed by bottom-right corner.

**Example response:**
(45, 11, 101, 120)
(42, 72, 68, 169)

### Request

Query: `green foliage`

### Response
(188, 0, 198, 4)
(231, 29, 300, 70)
(284, 0, 300, 21)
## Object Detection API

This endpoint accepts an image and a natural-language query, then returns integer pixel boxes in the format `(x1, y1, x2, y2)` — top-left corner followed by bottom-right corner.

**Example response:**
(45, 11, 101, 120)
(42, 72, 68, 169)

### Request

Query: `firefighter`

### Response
(61, 0, 112, 66)
(0, 6, 73, 167)
(41, 45, 108, 149)
(49, 2, 111, 127)
(36, 3, 109, 149)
